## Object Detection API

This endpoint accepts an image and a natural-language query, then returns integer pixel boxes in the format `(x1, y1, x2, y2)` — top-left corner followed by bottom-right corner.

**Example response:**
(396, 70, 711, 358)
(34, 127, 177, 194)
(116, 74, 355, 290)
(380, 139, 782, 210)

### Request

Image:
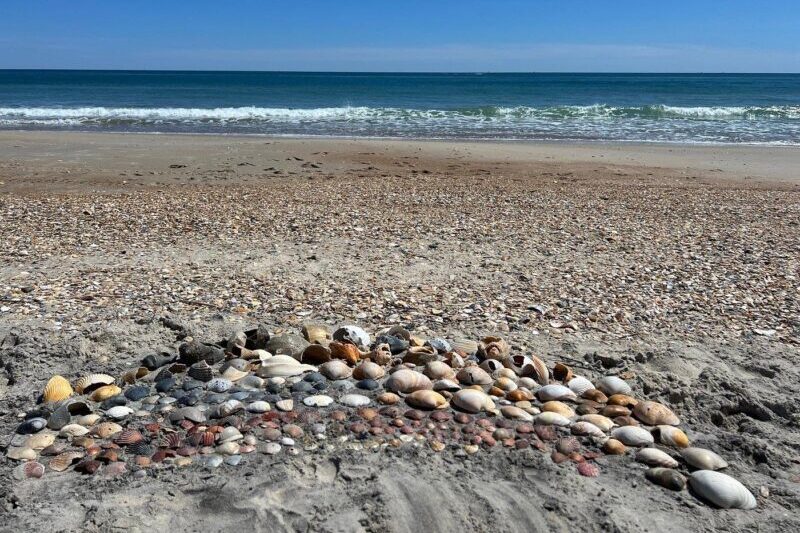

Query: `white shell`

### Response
(536, 384, 577, 402)
(59, 424, 89, 437)
(611, 426, 654, 446)
(597, 376, 632, 396)
(689, 470, 757, 509)
(303, 394, 334, 407)
(246, 401, 271, 413)
(576, 414, 615, 432)
(105, 406, 133, 420)
(218, 426, 243, 443)
(517, 377, 538, 389)
(681, 447, 728, 470)
(534, 412, 571, 426)
(567, 376, 595, 396)
(333, 325, 370, 348)
(636, 448, 679, 468)
(257, 355, 315, 378)
(216, 442, 240, 455)
(500, 405, 534, 422)
(570, 421, 606, 438)
(339, 394, 371, 407)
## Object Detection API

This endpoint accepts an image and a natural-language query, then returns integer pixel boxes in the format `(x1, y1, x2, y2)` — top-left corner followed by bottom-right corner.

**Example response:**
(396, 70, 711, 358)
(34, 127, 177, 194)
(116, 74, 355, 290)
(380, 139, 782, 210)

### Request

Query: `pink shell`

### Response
(577, 462, 600, 477)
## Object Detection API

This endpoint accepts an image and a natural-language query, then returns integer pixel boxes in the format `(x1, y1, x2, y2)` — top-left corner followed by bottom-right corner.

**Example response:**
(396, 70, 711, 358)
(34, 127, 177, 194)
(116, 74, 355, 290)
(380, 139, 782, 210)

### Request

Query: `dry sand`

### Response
(0, 132, 799, 532)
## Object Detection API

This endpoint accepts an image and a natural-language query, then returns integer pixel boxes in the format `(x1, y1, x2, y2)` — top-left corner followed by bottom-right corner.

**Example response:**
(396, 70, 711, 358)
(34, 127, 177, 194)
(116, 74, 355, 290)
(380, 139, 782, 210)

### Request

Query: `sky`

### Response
(1, 0, 799, 72)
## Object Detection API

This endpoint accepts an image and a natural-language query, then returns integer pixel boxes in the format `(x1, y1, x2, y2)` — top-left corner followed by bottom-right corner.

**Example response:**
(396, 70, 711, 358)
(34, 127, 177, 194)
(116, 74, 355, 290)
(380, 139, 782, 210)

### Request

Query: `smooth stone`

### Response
(276, 399, 294, 412)
(247, 401, 271, 413)
(281, 437, 296, 446)
(225, 455, 243, 466)
(356, 379, 380, 391)
(339, 394, 371, 407)
(291, 381, 316, 393)
(329, 380, 354, 391)
(263, 443, 282, 455)
(304, 372, 326, 383)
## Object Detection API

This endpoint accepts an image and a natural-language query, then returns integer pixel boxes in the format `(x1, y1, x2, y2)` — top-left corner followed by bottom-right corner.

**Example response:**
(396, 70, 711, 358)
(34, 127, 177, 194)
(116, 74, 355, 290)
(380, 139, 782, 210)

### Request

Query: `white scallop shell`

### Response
(636, 448, 679, 468)
(597, 376, 632, 396)
(567, 376, 595, 396)
(689, 470, 757, 509)
(536, 384, 577, 402)
(681, 447, 728, 470)
(105, 406, 133, 420)
(570, 421, 606, 438)
(611, 426, 654, 446)
(534, 412, 571, 426)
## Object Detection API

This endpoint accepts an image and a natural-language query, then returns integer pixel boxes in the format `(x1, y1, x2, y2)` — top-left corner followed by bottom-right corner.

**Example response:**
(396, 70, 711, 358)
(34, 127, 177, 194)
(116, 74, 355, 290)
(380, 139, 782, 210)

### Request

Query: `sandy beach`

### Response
(1, 131, 799, 532)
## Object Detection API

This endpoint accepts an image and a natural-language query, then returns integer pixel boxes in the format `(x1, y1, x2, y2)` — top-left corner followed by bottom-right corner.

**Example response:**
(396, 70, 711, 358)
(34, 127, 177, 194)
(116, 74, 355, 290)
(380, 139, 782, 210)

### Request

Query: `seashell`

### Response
(174, 406, 207, 423)
(164, 432, 183, 449)
(637, 448, 679, 468)
(494, 376, 517, 392)
(425, 338, 452, 353)
(376, 392, 400, 405)
(567, 376, 595, 396)
(688, 470, 756, 509)
(141, 353, 176, 370)
(121, 367, 149, 384)
(444, 351, 465, 370)
(7, 446, 37, 461)
(654, 425, 690, 448)
(433, 379, 461, 392)
(577, 462, 600, 477)
(115, 429, 144, 445)
(330, 341, 362, 365)
(90, 385, 122, 402)
(516, 377, 537, 389)
(59, 424, 89, 438)
(536, 384, 577, 402)
(303, 395, 334, 407)
(91, 422, 123, 438)
(76, 413, 100, 426)
(582, 389, 608, 403)
(456, 366, 493, 387)
(16, 417, 48, 435)
(332, 326, 370, 349)
(601, 405, 631, 418)
(25, 432, 56, 450)
(105, 406, 133, 420)
(218, 426, 243, 443)
(227, 330, 247, 351)
(43, 375, 73, 403)
(681, 447, 728, 471)
(477, 336, 510, 361)
(602, 439, 626, 455)
(597, 376, 632, 396)
(276, 399, 294, 411)
(353, 360, 386, 381)
(405, 390, 448, 410)
(367, 343, 393, 366)
(577, 414, 615, 432)
(257, 355, 315, 378)
(179, 341, 225, 365)
(319, 359, 353, 380)
(542, 401, 576, 418)
(571, 421, 606, 438)
(401, 345, 438, 366)
(534, 412, 571, 426)
(500, 405, 534, 421)
(646, 468, 687, 491)
(552, 363, 573, 383)
(607, 394, 638, 408)
(247, 401, 270, 413)
(215, 399, 244, 418)
(339, 394, 371, 408)
(556, 436, 581, 454)
(237, 375, 265, 390)
(633, 401, 680, 426)
(217, 442, 240, 456)
(49, 451, 84, 471)
(479, 359, 505, 373)
(22, 461, 45, 479)
(613, 415, 639, 427)
(506, 388, 534, 402)
(611, 426, 654, 447)
(75, 373, 115, 394)
(301, 344, 332, 365)
(423, 361, 455, 380)
(221, 364, 249, 382)
(128, 442, 155, 457)
(301, 323, 330, 344)
(187, 360, 214, 382)
(452, 389, 497, 414)
(124, 385, 151, 401)
(207, 378, 233, 393)
(384, 369, 433, 393)
(451, 338, 478, 356)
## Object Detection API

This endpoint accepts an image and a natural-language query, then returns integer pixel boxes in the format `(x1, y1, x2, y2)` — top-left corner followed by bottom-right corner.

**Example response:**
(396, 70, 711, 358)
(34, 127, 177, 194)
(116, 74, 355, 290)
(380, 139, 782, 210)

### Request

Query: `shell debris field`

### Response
(4, 326, 759, 511)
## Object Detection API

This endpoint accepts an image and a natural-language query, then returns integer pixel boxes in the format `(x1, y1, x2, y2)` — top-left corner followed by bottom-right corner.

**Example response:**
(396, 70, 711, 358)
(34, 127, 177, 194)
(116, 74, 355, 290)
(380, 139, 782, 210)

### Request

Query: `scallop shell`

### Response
(319, 359, 353, 380)
(570, 421, 606, 438)
(610, 426, 654, 447)
(655, 425, 690, 448)
(330, 341, 362, 365)
(681, 447, 728, 471)
(90, 385, 122, 402)
(384, 369, 432, 393)
(301, 323, 330, 344)
(405, 390, 448, 410)
(636, 448, 679, 468)
(339, 394, 371, 408)
(43, 375, 73, 403)
(114, 429, 144, 445)
(422, 361, 455, 380)
(75, 373, 115, 394)
(597, 376, 632, 396)
(332, 325, 370, 349)
(7, 446, 37, 461)
(452, 389, 497, 414)
(500, 405, 534, 421)
(187, 360, 214, 382)
(536, 384, 577, 402)
(301, 344, 332, 365)
(49, 451, 85, 471)
(106, 406, 133, 420)
(577, 414, 615, 432)
(353, 360, 385, 381)
(567, 376, 595, 396)
(689, 470, 756, 509)
(633, 401, 680, 426)
(534, 412, 572, 426)
(456, 366, 493, 387)
(91, 421, 123, 438)
(602, 438, 626, 455)
(25, 432, 56, 450)
(59, 424, 90, 438)
(22, 461, 45, 479)
(646, 468, 687, 491)
(542, 401, 576, 418)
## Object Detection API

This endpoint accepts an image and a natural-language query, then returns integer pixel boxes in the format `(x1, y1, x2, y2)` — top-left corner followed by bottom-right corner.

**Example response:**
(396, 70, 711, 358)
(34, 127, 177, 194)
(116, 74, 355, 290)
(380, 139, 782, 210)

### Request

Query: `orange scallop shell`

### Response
(43, 375, 73, 403)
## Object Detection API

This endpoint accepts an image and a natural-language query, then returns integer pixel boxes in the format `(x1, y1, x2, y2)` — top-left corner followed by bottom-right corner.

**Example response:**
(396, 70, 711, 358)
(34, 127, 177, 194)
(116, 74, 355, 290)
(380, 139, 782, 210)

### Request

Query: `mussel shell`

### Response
(16, 417, 48, 435)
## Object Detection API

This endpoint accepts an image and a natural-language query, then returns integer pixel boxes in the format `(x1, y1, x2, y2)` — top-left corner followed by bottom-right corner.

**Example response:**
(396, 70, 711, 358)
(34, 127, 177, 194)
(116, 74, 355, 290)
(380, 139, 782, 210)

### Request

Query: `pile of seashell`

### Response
(6, 324, 756, 510)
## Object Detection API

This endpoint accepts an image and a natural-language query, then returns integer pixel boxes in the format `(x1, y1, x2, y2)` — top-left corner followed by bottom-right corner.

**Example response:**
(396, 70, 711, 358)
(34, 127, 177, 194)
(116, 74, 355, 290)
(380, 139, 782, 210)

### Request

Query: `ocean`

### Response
(1, 70, 799, 144)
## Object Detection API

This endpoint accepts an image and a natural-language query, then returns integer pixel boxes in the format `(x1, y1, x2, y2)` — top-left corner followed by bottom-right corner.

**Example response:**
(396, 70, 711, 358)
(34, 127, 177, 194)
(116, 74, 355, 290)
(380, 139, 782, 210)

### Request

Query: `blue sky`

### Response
(1, 0, 799, 72)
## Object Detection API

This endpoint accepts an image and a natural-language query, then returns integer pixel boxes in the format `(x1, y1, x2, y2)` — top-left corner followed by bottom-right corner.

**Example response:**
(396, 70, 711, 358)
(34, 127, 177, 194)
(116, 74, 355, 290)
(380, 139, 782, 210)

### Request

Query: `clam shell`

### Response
(74, 373, 115, 394)
(456, 366, 493, 387)
(247, 401, 271, 413)
(405, 390, 448, 410)
(542, 401, 576, 418)
(570, 421, 606, 438)
(534, 412, 571, 426)
(402, 346, 439, 366)
(25, 432, 56, 450)
(597, 376, 632, 396)
(494, 376, 517, 392)
(636, 448, 679, 468)
(319, 359, 353, 380)
(7, 446, 37, 461)
(218, 427, 243, 443)
(552, 363, 573, 383)
(105, 406, 133, 420)
(576, 414, 615, 432)
(536, 384, 577, 402)
(506, 388, 534, 402)
(655, 425, 690, 448)
(217, 442, 240, 456)
(376, 392, 400, 405)
(332, 326, 370, 349)
(582, 389, 608, 403)
(215, 399, 244, 418)
(90, 385, 122, 402)
(451, 338, 478, 356)
(681, 447, 728, 471)
(688, 470, 757, 509)
(423, 361, 455, 380)
(339, 394, 371, 408)
(646, 468, 687, 491)
(611, 426, 654, 447)
(59, 424, 89, 438)
(276, 399, 294, 411)
(91, 422, 123, 438)
(500, 405, 534, 422)
(433, 379, 461, 392)
(76, 413, 100, 426)
(452, 389, 496, 414)
(49, 451, 84, 471)
(301, 323, 330, 344)
(567, 376, 595, 396)
(384, 369, 432, 394)
(330, 341, 362, 365)
(43, 375, 73, 403)
(353, 360, 386, 381)
(633, 401, 680, 426)
(602, 439, 626, 455)
(607, 394, 638, 408)
(301, 344, 332, 365)
(524, 355, 550, 386)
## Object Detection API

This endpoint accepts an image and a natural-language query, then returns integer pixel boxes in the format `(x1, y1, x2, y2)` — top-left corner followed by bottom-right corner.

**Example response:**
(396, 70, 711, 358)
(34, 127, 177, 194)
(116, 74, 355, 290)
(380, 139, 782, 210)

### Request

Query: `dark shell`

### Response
(425, 338, 452, 354)
(155, 377, 176, 393)
(16, 417, 47, 434)
(114, 429, 144, 445)
(40, 443, 66, 456)
(141, 353, 176, 370)
(245, 325, 270, 350)
(100, 395, 128, 410)
(356, 379, 380, 390)
(125, 385, 151, 401)
(187, 361, 214, 382)
(46, 405, 72, 430)
(179, 341, 225, 365)
(164, 433, 183, 448)
(182, 379, 204, 391)
(375, 335, 409, 355)
(127, 442, 155, 456)
(645, 468, 687, 491)
(154, 368, 173, 382)
(75, 459, 101, 475)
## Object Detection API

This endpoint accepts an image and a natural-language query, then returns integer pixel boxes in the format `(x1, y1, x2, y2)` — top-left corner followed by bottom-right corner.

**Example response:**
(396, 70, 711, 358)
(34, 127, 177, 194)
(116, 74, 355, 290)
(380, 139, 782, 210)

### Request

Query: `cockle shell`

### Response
(91, 422, 123, 438)
(43, 375, 73, 403)
(542, 401, 576, 418)
(330, 341, 362, 365)
(90, 385, 122, 402)
(59, 424, 89, 438)
(7, 447, 37, 461)
(187, 360, 214, 382)
(567, 376, 595, 396)
(49, 451, 84, 471)
(114, 429, 144, 445)
(570, 421, 606, 438)
(320, 359, 353, 380)
(611, 426, 654, 447)
(25, 432, 56, 450)
(384, 369, 432, 393)
(452, 389, 497, 414)
(577, 414, 615, 432)
(423, 361, 455, 380)
(536, 384, 577, 402)
(405, 390, 448, 410)
(636, 448, 679, 468)
(105, 406, 133, 420)
(456, 366, 493, 387)
(500, 405, 534, 421)
(681, 447, 728, 471)
(577, 462, 600, 477)
(477, 336, 510, 361)
(74, 374, 115, 394)
(688, 470, 757, 509)
(633, 401, 680, 426)
(332, 326, 370, 349)
(597, 376, 632, 396)
(353, 360, 385, 380)
(654, 425, 690, 448)
(646, 468, 687, 491)
(535, 412, 572, 426)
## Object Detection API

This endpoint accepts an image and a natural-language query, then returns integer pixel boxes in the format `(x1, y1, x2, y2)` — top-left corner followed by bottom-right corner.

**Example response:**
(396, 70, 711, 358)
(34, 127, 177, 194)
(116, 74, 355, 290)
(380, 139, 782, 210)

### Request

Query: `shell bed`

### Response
(7, 324, 758, 510)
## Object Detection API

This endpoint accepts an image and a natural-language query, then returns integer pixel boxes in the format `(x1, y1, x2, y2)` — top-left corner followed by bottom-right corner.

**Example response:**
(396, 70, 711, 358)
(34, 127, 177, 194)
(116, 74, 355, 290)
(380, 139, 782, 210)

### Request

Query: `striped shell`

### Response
(689, 470, 757, 509)
(577, 462, 600, 477)
(567, 376, 595, 396)
(75, 374, 115, 394)
(384, 369, 432, 393)
(114, 429, 144, 445)
(49, 451, 85, 472)
(570, 421, 606, 438)
(89, 385, 122, 402)
(680, 447, 728, 470)
(636, 448, 679, 468)
(127, 442, 155, 456)
(165, 432, 183, 448)
(43, 375, 73, 403)
(187, 360, 214, 382)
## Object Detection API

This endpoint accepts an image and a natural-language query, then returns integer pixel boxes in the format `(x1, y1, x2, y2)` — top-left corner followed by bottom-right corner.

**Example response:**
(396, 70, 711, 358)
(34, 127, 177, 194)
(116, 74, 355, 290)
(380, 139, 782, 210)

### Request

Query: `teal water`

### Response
(1, 71, 799, 143)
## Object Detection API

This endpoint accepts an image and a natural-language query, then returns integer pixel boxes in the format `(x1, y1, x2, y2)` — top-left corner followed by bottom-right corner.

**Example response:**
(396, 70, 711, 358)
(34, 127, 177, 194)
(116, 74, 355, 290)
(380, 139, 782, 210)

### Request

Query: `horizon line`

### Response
(2, 68, 800, 75)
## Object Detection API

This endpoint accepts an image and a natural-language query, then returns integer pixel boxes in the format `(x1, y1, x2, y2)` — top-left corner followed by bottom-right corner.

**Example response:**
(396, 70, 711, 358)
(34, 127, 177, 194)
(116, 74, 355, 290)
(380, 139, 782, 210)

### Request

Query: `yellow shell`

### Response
(75, 373, 115, 394)
(121, 367, 149, 384)
(89, 384, 122, 402)
(542, 401, 576, 418)
(656, 425, 690, 448)
(405, 390, 448, 410)
(43, 375, 73, 403)
(376, 392, 400, 405)
(603, 438, 627, 455)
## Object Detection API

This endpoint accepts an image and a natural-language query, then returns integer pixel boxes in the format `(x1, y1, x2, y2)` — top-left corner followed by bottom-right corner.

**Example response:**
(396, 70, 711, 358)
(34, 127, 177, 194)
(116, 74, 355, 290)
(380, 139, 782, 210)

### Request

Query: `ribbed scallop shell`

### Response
(610, 426, 654, 447)
(164, 432, 183, 448)
(43, 375, 73, 403)
(127, 441, 155, 457)
(567, 376, 595, 396)
(49, 451, 85, 472)
(404, 390, 448, 410)
(114, 429, 144, 445)
(636, 448, 679, 468)
(89, 385, 122, 402)
(689, 470, 757, 509)
(384, 369, 432, 393)
(75, 374, 115, 394)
